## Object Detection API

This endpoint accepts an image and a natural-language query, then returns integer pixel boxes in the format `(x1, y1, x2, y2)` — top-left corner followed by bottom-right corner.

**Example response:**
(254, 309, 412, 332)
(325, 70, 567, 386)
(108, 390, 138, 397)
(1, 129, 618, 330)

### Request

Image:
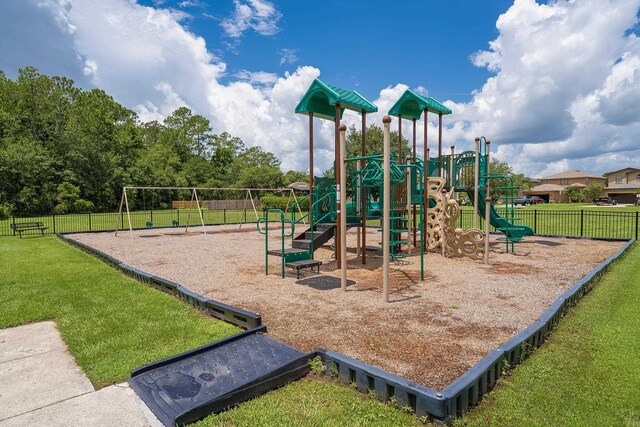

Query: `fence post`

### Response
(150, 209, 153, 224)
(636, 211, 638, 240)
(244, 208, 247, 223)
(224, 209, 226, 224)
(89, 213, 92, 231)
(177, 209, 180, 224)
(534, 209, 537, 234)
(12, 215, 16, 236)
(580, 209, 584, 237)
(53, 213, 56, 234)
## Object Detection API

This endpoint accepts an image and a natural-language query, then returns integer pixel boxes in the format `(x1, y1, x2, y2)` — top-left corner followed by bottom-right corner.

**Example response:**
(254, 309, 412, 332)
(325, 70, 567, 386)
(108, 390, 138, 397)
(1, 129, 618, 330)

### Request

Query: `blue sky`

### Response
(139, 0, 512, 103)
(1, 0, 639, 178)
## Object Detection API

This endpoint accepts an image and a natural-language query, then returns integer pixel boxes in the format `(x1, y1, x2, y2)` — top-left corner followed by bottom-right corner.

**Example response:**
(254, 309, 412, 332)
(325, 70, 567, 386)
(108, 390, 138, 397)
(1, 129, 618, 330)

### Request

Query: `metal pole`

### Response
(413, 118, 417, 246)
(185, 189, 195, 233)
(474, 137, 480, 229)
(339, 124, 348, 292)
(383, 116, 392, 303)
(361, 112, 367, 265)
(484, 141, 491, 264)
(309, 112, 314, 215)
(449, 145, 455, 190)
(406, 156, 412, 255)
(115, 190, 125, 236)
(124, 188, 133, 238)
(193, 189, 206, 234)
(335, 103, 341, 268)
(398, 115, 403, 163)
(423, 109, 429, 251)
(438, 113, 443, 178)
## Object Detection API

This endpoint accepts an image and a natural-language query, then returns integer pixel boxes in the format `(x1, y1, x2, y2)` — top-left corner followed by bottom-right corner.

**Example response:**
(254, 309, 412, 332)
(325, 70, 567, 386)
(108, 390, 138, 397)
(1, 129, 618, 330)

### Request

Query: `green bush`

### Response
(0, 204, 11, 220)
(260, 195, 290, 211)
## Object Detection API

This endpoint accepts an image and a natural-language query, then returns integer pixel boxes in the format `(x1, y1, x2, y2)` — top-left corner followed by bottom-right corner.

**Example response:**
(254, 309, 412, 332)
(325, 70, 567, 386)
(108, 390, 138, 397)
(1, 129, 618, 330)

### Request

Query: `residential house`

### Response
(524, 169, 605, 203)
(603, 167, 640, 204)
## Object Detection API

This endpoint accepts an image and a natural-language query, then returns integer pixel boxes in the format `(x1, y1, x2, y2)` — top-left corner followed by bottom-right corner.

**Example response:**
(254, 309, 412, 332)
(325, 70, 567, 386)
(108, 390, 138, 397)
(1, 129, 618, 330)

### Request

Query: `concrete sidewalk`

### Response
(0, 322, 161, 427)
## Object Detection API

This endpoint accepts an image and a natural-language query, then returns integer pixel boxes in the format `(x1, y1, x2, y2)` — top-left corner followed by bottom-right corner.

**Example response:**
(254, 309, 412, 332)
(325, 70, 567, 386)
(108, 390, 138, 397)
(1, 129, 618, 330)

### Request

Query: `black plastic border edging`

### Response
(439, 237, 636, 422)
(56, 233, 262, 330)
(317, 349, 447, 418)
(314, 238, 635, 424)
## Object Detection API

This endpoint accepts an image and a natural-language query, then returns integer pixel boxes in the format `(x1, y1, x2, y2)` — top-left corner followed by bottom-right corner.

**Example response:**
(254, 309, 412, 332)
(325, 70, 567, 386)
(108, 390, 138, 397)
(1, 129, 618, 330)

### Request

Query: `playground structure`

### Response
(259, 80, 534, 300)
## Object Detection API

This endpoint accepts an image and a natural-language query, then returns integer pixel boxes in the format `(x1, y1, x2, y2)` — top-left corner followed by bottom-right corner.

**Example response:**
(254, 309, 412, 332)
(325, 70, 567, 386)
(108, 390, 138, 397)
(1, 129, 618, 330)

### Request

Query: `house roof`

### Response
(526, 183, 566, 192)
(540, 169, 604, 180)
(388, 89, 452, 120)
(605, 184, 640, 190)
(604, 167, 640, 176)
(287, 181, 310, 192)
(295, 79, 378, 121)
(569, 183, 587, 188)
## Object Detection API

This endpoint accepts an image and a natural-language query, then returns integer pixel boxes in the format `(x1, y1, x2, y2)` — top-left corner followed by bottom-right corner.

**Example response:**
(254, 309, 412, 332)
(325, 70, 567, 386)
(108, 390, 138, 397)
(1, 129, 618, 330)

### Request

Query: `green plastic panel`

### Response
(388, 89, 452, 119)
(295, 79, 378, 121)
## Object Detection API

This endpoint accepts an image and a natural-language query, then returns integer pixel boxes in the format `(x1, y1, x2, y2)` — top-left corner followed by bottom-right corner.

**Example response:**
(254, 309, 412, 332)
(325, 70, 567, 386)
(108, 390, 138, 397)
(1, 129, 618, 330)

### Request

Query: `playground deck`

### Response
(70, 226, 624, 390)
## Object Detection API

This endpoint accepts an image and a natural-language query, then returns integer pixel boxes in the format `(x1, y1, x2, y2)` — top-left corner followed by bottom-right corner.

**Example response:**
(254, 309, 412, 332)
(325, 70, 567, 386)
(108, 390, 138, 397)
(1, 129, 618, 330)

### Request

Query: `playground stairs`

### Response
(266, 223, 336, 264)
(130, 326, 312, 426)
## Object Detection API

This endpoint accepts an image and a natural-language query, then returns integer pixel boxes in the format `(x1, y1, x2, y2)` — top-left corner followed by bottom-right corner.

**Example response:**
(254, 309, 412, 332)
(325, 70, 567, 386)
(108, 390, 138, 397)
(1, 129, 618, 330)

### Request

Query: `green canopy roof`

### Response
(388, 89, 452, 120)
(295, 79, 378, 121)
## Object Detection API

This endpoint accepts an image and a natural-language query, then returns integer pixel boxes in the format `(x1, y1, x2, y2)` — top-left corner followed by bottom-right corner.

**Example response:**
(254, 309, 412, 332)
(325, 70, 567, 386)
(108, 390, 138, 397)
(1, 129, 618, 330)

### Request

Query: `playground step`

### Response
(304, 231, 324, 239)
(285, 259, 322, 279)
(292, 239, 313, 250)
(129, 327, 311, 426)
(267, 248, 311, 262)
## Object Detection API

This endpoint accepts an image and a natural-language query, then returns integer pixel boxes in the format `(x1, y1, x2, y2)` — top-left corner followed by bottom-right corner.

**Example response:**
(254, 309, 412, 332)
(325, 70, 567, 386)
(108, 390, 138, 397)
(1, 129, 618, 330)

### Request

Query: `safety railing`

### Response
(257, 209, 295, 278)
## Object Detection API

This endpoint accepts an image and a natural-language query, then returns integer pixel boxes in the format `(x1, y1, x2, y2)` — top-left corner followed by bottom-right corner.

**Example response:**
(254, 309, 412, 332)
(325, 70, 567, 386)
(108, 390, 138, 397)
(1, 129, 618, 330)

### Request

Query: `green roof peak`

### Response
(295, 79, 378, 121)
(388, 89, 452, 120)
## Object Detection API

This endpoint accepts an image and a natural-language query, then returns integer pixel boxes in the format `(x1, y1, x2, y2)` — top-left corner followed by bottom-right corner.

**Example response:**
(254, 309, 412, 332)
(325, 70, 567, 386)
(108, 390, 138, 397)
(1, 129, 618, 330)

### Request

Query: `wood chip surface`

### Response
(70, 225, 624, 390)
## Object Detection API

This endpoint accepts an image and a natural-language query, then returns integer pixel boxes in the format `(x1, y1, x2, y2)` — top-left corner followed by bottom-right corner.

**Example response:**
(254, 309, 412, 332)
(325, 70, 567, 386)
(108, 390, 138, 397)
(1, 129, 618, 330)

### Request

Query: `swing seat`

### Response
(146, 221, 153, 229)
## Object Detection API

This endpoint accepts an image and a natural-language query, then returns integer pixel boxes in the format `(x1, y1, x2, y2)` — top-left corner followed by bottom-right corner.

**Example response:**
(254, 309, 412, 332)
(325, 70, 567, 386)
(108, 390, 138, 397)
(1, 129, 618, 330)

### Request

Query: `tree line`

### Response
(0, 67, 308, 216)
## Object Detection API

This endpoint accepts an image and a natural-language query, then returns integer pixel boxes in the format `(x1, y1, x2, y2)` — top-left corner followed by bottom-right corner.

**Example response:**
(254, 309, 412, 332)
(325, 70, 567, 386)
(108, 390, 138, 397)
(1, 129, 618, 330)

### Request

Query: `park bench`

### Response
(285, 259, 322, 279)
(11, 221, 48, 238)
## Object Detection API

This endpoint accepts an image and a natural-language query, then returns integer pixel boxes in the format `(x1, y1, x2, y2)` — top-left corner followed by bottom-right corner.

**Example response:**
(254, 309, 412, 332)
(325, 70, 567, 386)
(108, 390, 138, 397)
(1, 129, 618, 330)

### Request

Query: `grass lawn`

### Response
(1, 236, 421, 426)
(455, 241, 640, 427)
(194, 376, 424, 427)
(0, 236, 241, 388)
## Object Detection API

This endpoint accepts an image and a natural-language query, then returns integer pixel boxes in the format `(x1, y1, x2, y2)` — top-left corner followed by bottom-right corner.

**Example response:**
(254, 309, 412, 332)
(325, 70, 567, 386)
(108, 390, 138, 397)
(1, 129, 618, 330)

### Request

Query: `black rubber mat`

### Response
(129, 327, 311, 426)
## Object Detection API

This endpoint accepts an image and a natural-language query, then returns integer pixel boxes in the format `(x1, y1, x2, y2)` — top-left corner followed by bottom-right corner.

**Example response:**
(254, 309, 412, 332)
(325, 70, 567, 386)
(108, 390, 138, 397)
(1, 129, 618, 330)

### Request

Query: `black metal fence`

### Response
(0, 208, 292, 237)
(457, 209, 639, 240)
(2, 208, 639, 240)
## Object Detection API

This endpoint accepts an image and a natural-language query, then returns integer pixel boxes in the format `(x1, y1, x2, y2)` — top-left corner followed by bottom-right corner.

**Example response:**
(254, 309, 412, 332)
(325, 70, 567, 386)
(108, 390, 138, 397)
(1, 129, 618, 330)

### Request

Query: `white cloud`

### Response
(235, 70, 278, 86)
(2, 0, 640, 180)
(221, 0, 281, 38)
(448, 0, 640, 177)
(278, 48, 298, 66)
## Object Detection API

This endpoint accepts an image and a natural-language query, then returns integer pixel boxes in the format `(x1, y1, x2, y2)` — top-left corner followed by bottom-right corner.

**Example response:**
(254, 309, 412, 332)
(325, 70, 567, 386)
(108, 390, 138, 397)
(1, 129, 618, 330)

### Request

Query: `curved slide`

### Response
(465, 189, 534, 241)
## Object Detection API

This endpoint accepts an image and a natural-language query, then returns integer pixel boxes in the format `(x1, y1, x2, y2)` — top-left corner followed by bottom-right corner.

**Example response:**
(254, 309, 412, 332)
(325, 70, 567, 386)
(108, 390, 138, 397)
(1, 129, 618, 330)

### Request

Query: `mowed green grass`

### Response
(0, 236, 240, 388)
(193, 376, 424, 427)
(455, 242, 640, 427)
(1, 236, 426, 426)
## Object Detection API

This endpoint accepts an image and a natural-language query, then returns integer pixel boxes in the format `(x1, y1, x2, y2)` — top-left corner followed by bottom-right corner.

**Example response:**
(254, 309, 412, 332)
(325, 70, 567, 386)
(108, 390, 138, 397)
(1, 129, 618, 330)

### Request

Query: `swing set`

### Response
(115, 186, 304, 238)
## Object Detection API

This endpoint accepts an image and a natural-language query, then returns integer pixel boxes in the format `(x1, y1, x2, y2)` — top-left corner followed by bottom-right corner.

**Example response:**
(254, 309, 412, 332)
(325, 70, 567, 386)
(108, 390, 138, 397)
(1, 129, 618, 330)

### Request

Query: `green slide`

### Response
(466, 189, 534, 241)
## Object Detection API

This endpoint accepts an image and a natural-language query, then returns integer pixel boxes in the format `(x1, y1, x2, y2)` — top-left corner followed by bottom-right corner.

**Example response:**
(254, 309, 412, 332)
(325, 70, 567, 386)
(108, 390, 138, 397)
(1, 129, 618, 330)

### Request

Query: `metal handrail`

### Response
(257, 208, 294, 278)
